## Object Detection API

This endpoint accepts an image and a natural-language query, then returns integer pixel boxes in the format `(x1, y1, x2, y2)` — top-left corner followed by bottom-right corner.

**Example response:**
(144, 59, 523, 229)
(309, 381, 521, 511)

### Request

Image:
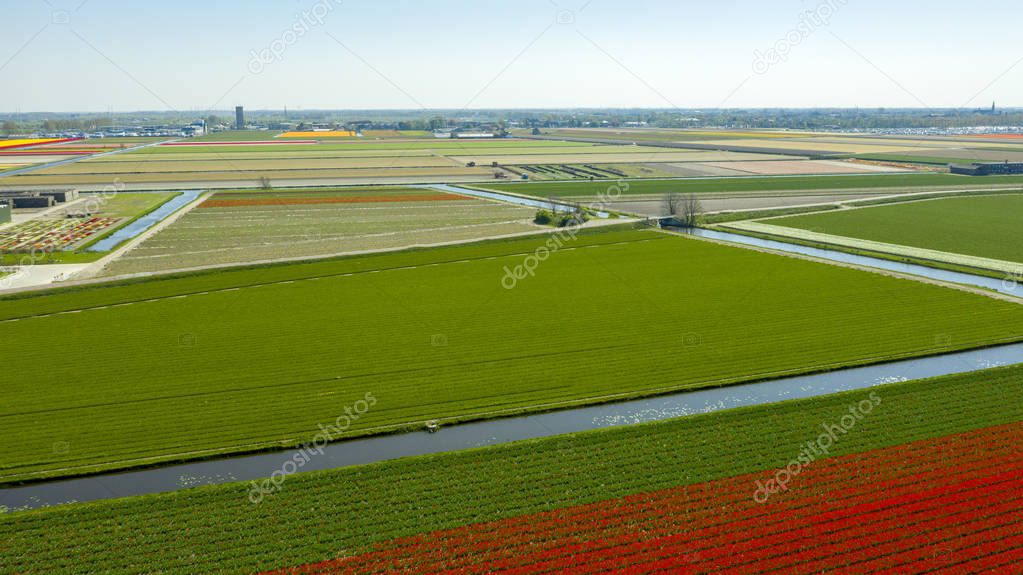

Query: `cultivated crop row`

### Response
(480, 173, 1023, 198)
(0, 217, 119, 252)
(1, 366, 1022, 573)
(2, 229, 1023, 483)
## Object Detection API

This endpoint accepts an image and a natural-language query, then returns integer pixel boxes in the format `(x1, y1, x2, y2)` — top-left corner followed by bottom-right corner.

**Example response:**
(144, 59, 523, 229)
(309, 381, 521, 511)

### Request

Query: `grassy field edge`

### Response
(2, 364, 1022, 574)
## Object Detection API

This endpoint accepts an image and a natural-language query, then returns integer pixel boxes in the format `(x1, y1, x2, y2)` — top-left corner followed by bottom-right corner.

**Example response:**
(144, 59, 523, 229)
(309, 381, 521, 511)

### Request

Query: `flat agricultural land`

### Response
(763, 193, 1023, 265)
(508, 163, 681, 180)
(2, 363, 1023, 573)
(128, 139, 590, 155)
(701, 159, 905, 176)
(0, 138, 75, 150)
(479, 173, 1023, 199)
(0, 139, 595, 188)
(524, 128, 1023, 159)
(2, 228, 1023, 483)
(2, 133, 932, 190)
(522, 127, 817, 142)
(39, 155, 463, 173)
(695, 139, 929, 155)
(0, 167, 497, 187)
(189, 130, 281, 142)
(99, 187, 537, 275)
(449, 150, 797, 165)
(0, 217, 120, 253)
(861, 147, 1023, 164)
(278, 130, 358, 138)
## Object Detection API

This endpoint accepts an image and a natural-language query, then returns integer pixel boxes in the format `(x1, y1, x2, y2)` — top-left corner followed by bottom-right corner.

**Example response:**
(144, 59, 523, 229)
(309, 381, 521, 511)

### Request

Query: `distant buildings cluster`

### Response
(0, 189, 79, 209)
(949, 162, 1023, 176)
(30, 120, 208, 140)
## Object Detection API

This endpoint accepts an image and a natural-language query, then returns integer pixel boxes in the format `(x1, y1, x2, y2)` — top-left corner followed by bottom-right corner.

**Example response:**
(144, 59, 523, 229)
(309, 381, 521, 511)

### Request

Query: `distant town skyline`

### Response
(2, 0, 1022, 113)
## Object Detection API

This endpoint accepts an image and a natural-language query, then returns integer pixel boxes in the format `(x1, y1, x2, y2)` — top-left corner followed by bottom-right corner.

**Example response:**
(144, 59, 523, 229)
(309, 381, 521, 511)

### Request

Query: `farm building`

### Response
(9, 196, 54, 209)
(950, 162, 1023, 176)
(40, 189, 79, 203)
(0, 188, 79, 209)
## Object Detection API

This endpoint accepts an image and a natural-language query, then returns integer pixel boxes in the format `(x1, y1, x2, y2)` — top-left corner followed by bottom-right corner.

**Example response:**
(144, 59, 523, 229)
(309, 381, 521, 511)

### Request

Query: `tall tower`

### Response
(235, 106, 245, 129)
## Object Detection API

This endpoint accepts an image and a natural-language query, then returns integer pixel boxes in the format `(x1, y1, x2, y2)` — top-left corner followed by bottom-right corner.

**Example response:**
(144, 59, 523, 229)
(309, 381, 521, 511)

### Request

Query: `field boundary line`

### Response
(698, 188, 1023, 221)
(657, 228, 1023, 305)
(722, 220, 1023, 276)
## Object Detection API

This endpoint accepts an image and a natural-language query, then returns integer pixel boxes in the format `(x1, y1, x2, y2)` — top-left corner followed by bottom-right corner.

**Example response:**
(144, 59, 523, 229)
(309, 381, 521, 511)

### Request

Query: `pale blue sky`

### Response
(1, 0, 1021, 112)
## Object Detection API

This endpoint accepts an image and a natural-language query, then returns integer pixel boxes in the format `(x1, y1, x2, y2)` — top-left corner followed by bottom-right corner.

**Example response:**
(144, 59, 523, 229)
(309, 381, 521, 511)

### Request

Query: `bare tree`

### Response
(259, 176, 273, 190)
(680, 193, 704, 227)
(547, 196, 560, 215)
(663, 192, 682, 216)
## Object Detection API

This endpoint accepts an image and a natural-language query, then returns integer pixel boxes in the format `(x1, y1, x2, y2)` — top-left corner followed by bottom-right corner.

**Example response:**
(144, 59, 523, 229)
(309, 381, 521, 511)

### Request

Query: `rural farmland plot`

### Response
(2, 364, 1022, 574)
(99, 188, 538, 275)
(2, 229, 1023, 483)
(758, 193, 1023, 266)
(9, 2, 1023, 571)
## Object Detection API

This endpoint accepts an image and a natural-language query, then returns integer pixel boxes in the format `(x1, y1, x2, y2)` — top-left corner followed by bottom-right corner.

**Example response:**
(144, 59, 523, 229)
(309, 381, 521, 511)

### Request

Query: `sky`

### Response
(1, 0, 1022, 113)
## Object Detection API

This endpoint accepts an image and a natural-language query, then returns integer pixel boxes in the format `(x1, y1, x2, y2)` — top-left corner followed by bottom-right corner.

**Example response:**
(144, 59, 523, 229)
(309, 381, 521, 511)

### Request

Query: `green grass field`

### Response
(2, 363, 1021, 574)
(86, 191, 177, 218)
(479, 173, 1023, 197)
(2, 228, 1023, 483)
(767, 194, 1023, 264)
